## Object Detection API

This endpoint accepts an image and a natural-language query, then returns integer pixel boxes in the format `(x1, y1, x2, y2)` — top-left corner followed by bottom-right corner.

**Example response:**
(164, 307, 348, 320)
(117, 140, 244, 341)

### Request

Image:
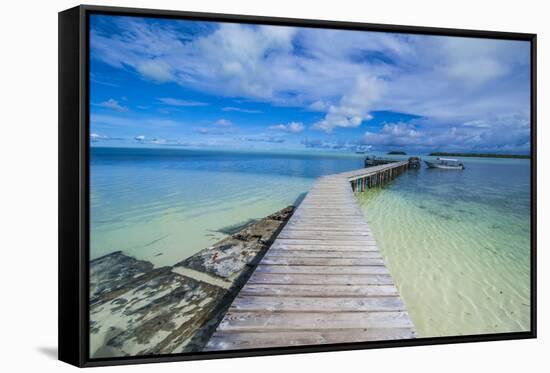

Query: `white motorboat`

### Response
(424, 157, 465, 170)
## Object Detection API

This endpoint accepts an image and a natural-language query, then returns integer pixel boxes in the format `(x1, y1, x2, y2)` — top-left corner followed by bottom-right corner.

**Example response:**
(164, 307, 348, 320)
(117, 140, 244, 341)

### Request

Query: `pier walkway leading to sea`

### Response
(205, 161, 415, 350)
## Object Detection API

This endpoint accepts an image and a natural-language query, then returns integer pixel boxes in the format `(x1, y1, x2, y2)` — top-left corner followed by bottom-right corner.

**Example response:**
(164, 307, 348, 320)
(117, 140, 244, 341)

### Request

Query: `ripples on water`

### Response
(90, 147, 531, 337)
(356, 158, 531, 337)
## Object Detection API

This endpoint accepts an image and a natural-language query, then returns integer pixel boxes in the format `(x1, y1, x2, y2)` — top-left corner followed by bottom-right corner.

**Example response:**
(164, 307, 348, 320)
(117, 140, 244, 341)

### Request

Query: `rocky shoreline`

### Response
(89, 206, 294, 358)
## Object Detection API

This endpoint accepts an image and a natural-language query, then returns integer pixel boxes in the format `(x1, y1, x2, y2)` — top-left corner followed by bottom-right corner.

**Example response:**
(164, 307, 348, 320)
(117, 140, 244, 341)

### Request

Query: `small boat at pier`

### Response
(424, 157, 465, 170)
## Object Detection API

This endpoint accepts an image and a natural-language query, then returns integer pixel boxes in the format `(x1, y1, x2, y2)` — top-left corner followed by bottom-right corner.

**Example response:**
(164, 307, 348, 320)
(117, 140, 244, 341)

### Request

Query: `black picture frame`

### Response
(58, 4, 537, 368)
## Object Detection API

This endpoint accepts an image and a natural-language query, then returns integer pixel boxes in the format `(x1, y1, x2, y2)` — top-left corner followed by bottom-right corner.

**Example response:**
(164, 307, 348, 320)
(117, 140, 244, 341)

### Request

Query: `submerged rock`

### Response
(90, 251, 154, 306)
(90, 269, 225, 357)
(176, 238, 265, 280)
(89, 205, 294, 358)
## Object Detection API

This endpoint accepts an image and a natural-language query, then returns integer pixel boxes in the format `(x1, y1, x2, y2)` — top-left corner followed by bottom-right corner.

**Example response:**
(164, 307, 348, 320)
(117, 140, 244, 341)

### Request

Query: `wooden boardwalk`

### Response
(205, 161, 415, 350)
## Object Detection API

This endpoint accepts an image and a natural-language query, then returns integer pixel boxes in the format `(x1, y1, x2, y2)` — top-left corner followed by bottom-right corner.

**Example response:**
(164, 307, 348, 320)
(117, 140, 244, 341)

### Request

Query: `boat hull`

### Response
(424, 160, 464, 170)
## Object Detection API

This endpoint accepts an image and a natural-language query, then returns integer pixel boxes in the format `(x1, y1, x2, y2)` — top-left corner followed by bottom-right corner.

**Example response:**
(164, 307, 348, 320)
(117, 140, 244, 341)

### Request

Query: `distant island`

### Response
(387, 151, 407, 155)
(429, 152, 530, 159)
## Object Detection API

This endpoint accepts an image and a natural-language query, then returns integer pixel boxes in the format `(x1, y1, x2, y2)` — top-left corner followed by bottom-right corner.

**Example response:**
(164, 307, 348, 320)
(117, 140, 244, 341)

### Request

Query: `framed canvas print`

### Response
(58, 5, 537, 367)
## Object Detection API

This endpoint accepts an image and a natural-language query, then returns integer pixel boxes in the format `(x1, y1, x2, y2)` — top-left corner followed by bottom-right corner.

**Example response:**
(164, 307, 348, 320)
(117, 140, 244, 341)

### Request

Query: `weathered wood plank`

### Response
(239, 284, 399, 297)
(269, 243, 380, 251)
(282, 226, 372, 232)
(214, 311, 414, 331)
(247, 272, 395, 285)
(273, 239, 379, 246)
(230, 295, 405, 313)
(284, 225, 371, 231)
(260, 257, 385, 266)
(268, 245, 380, 253)
(255, 264, 390, 275)
(284, 220, 369, 225)
(277, 231, 374, 239)
(264, 250, 383, 259)
(277, 229, 372, 235)
(205, 328, 416, 350)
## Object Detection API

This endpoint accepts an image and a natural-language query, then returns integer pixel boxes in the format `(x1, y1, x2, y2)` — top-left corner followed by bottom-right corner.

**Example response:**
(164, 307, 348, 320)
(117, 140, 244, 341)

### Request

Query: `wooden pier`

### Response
(205, 161, 414, 351)
(347, 161, 409, 192)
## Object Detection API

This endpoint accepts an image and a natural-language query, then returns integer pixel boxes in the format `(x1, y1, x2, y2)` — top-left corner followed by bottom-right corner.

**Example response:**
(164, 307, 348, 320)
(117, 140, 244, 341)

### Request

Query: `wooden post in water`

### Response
(350, 160, 409, 192)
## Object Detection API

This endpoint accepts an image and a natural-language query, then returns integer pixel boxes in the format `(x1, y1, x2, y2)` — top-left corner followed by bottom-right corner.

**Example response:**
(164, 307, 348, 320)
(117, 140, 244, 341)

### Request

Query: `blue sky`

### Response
(89, 15, 531, 154)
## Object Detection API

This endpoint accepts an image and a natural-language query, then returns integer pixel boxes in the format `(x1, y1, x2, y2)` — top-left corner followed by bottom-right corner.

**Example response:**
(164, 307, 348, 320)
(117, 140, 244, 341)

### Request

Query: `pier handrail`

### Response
(338, 160, 410, 181)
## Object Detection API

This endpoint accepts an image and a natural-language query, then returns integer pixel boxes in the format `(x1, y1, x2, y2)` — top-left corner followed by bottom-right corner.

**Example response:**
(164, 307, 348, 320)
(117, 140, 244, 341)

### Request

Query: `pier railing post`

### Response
(350, 160, 408, 192)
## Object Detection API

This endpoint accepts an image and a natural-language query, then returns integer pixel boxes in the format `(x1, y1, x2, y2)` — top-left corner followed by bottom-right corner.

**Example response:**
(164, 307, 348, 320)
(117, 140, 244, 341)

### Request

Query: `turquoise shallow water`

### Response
(90, 147, 365, 266)
(356, 157, 531, 337)
(90, 147, 531, 337)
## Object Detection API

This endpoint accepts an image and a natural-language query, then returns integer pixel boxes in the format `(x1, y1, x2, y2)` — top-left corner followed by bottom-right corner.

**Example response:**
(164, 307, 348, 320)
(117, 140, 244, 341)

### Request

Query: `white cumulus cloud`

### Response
(90, 17, 531, 152)
(96, 99, 128, 112)
(215, 119, 232, 127)
(137, 60, 174, 82)
(312, 75, 384, 133)
(158, 97, 208, 106)
(269, 121, 305, 134)
(222, 106, 262, 114)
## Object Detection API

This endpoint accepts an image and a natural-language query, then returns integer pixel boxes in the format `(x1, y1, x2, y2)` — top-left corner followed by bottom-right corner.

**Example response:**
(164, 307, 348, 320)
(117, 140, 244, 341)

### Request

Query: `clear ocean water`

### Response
(356, 157, 531, 337)
(90, 147, 365, 266)
(90, 146, 531, 337)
